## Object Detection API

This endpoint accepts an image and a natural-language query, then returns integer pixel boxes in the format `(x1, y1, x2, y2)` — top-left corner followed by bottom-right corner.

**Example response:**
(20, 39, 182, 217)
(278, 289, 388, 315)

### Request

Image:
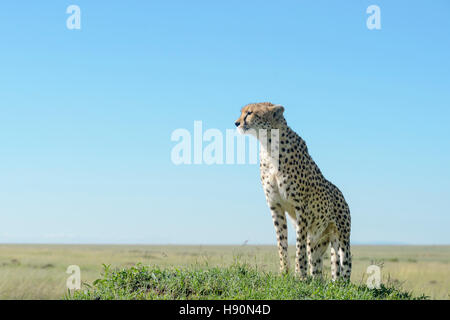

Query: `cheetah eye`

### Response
(247, 112, 253, 115)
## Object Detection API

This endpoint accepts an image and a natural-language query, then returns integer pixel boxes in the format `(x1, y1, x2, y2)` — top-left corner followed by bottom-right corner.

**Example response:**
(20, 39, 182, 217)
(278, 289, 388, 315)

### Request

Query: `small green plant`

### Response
(67, 263, 427, 300)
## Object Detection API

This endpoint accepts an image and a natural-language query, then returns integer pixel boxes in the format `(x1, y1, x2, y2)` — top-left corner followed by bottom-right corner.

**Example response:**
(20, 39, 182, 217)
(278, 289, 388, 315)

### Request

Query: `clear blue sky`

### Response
(1, 1, 449, 245)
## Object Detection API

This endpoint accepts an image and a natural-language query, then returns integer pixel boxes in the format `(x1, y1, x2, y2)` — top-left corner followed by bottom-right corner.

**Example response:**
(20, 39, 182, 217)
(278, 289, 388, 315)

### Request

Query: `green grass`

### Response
(68, 263, 426, 300)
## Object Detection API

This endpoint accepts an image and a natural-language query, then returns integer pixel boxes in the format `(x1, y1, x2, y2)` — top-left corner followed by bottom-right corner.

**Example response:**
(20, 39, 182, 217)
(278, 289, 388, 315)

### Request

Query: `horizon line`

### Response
(0, 242, 449, 246)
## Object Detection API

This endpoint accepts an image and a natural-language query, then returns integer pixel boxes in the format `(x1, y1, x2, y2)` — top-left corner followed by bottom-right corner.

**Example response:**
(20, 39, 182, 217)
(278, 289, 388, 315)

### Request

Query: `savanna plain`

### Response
(0, 244, 448, 299)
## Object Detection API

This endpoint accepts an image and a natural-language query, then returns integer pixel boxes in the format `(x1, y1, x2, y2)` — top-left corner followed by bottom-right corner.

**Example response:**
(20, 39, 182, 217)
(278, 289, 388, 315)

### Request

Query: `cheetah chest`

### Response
(261, 166, 296, 216)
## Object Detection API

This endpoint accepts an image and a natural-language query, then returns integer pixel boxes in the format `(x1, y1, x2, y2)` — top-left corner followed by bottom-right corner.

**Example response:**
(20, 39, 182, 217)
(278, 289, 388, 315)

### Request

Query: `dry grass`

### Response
(0, 244, 448, 299)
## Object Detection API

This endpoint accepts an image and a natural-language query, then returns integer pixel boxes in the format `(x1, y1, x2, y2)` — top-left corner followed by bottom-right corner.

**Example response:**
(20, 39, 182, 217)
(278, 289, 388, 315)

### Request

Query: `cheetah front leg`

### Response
(295, 211, 308, 279)
(307, 236, 329, 279)
(270, 206, 289, 273)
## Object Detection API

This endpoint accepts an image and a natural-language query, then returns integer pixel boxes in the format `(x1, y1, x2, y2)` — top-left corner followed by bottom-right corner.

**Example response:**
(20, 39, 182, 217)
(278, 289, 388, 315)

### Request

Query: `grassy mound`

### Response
(68, 263, 427, 300)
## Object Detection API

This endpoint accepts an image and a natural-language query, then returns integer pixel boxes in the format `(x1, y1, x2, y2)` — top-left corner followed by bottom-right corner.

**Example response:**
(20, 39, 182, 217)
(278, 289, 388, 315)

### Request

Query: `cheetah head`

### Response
(234, 102, 285, 136)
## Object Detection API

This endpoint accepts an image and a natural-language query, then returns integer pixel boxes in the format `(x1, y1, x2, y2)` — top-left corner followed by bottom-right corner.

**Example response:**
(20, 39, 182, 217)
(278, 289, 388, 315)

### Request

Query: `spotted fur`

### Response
(235, 102, 352, 280)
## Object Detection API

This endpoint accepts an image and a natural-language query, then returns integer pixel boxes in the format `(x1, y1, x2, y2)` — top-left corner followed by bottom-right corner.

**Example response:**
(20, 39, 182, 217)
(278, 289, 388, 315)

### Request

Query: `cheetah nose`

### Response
(234, 121, 240, 127)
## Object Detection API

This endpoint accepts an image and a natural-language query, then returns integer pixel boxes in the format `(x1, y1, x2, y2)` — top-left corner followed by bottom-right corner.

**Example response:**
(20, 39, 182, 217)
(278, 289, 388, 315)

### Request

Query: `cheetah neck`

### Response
(258, 125, 288, 167)
(259, 125, 310, 172)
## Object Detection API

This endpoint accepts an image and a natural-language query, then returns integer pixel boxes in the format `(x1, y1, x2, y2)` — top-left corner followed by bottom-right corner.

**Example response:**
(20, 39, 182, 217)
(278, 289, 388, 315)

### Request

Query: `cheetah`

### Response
(234, 102, 352, 280)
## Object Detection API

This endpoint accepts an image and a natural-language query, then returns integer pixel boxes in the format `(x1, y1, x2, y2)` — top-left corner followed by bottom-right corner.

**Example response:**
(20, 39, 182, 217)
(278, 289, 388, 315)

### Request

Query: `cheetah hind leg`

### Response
(338, 234, 352, 281)
(330, 236, 341, 281)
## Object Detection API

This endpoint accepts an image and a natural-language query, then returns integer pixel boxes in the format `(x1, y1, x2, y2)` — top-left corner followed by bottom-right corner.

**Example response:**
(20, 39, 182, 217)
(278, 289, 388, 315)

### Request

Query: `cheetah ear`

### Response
(269, 105, 285, 119)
